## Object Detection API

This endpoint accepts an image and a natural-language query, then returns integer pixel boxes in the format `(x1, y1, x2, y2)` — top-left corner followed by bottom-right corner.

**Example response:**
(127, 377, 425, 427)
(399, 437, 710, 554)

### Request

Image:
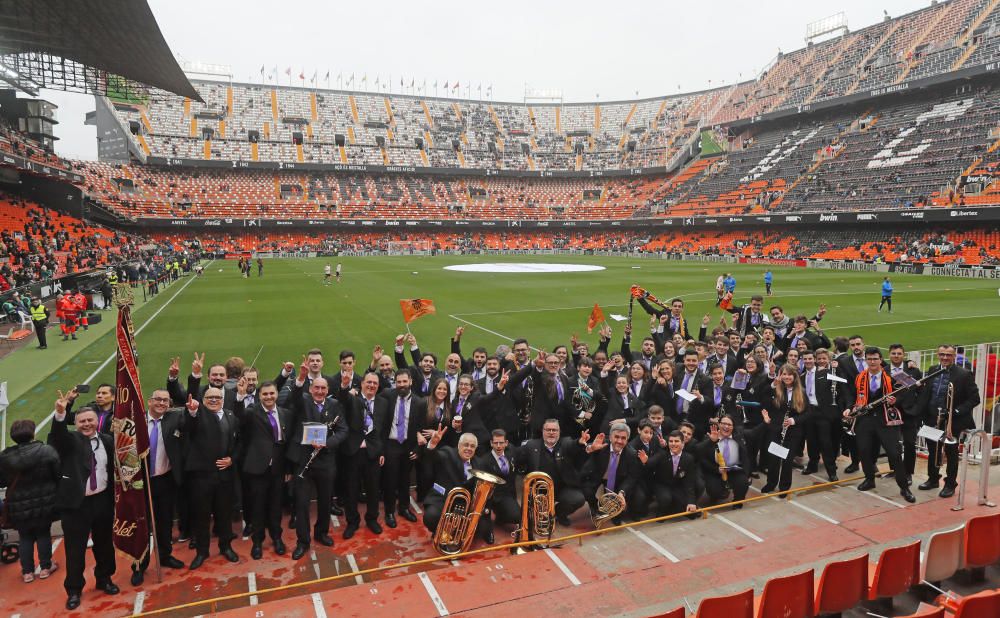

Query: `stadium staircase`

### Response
(952, 0, 1000, 69)
(844, 20, 903, 97)
(895, 1, 955, 83)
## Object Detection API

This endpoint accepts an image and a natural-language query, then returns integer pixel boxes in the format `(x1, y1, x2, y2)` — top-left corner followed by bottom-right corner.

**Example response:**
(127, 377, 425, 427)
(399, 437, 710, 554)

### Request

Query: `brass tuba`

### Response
(432, 469, 504, 555)
(592, 491, 627, 529)
(512, 471, 556, 553)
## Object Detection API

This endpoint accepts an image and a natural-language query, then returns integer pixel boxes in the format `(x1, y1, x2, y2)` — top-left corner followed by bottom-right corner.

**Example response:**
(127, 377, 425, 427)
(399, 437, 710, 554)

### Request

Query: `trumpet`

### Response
(592, 491, 627, 529)
(512, 472, 556, 553)
(432, 469, 505, 555)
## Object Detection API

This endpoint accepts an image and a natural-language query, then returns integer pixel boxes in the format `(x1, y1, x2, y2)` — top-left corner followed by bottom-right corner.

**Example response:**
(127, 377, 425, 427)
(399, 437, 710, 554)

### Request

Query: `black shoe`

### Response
(484, 531, 495, 544)
(316, 533, 335, 546)
(398, 509, 418, 523)
(731, 503, 743, 510)
(761, 484, 776, 493)
(802, 465, 819, 475)
(844, 463, 860, 474)
(342, 525, 357, 540)
(919, 478, 940, 491)
(242, 524, 253, 539)
(330, 503, 345, 516)
(251, 543, 263, 560)
(97, 580, 119, 595)
(163, 556, 185, 569)
(857, 479, 876, 492)
(749, 472, 760, 479)
(367, 520, 383, 535)
(828, 473, 839, 482)
(130, 570, 144, 586)
(939, 485, 956, 498)
(292, 544, 308, 560)
(188, 539, 196, 550)
(556, 515, 571, 527)
(71, 334, 78, 340)
(274, 540, 286, 556)
(189, 554, 207, 570)
(66, 594, 81, 610)
(901, 489, 916, 503)
(385, 513, 397, 529)
(221, 546, 239, 563)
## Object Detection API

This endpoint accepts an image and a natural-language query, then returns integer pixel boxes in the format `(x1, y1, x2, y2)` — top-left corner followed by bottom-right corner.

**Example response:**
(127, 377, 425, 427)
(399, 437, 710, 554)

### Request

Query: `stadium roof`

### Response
(0, 0, 202, 101)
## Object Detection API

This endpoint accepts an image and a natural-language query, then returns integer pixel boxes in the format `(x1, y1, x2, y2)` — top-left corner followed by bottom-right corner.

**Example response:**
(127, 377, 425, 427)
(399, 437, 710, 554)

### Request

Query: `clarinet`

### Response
(298, 414, 340, 478)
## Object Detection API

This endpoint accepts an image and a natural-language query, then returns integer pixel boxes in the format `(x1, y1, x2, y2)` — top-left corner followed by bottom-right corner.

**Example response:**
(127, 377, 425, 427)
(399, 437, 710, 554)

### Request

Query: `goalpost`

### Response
(386, 240, 432, 255)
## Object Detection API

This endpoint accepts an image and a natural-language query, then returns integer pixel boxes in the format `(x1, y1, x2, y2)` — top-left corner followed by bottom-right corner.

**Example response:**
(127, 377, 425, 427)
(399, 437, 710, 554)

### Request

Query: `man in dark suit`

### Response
(515, 418, 588, 526)
(698, 416, 750, 507)
(395, 333, 444, 397)
(65, 383, 116, 434)
(674, 351, 713, 438)
(48, 396, 119, 609)
(620, 325, 658, 372)
(836, 335, 867, 473)
(650, 430, 699, 516)
(724, 295, 767, 340)
(509, 352, 577, 438)
(451, 326, 490, 381)
(336, 372, 389, 539)
(917, 344, 981, 497)
(380, 369, 424, 528)
(454, 374, 490, 453)
(582, 422, 637, 524)
(233, 380, 290, 559)
(287, 366, 348, 560)
(475, 429, 520, 544)
(779, 316, 831, 354)
(365, 344, 397, 392)
(131, 389, 187, 585)
(476, 357, 520, 438)
(421, 431, 487, 536)
(707, 337, 738, 381)
(275, 348, 334, 405)
(801, 350, 843, 481)
(886, 344, 923, 485)
(167, 354, 237, 410)
(330, 350, 363, 517)
(183, 387, 242, 568)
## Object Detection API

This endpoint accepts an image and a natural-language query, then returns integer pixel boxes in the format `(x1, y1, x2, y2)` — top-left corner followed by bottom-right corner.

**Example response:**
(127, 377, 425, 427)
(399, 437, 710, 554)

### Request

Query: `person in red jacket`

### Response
(56, 293, 78, 341)
(72, 289, 89, 331)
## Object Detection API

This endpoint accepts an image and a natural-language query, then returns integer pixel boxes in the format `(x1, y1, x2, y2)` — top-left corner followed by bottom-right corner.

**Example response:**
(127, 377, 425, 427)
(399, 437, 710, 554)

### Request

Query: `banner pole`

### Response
(143, 462, 163, 582)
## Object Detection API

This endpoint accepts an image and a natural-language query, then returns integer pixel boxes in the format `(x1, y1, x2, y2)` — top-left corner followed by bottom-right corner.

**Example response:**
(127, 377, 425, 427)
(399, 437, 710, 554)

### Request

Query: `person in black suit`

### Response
(65, 383, 116, 434)
(514, 418, 589, 526)
(330, 349, 363, 523)
(476, 357, 520, 438)
(885, 344, 922, 485)
(707, 337, 738, 382)
(232, 379, 290, 559)
(475, 429, 520, 544)
(421, 430, 488, 537)
(698, 416, 750, 507)
(395, 334, 445, 397)
(509, 352, 577, 438)
(620, 323, 658, 372)
(917, 344, 981, 497)
(800, 350, 843, 481)
(167, 354, 237, 410)
(649, 429, 699, 516)
(451, 326, 490, 381)
(336, 372, 389, 539)
(675, 351, 713, 438)
(366, 344, 397, 392)
(453, 374, 490, 453)
(836, 335, 867, 474)
(779, 316, 831, 354)
(628, 418, 660, 519)
(47, 396, 118, 610)
(599, 370, 646, 435)
(130, 389, 187, 586)
(761, 365, 813, 494)
(183, 387, 241, 568)
(275, 348, 335, 406)
(581, 422, 635, 524)
(723, 295, 767, 340)
(287, 366, 349, 559)
(844, 347, 915, 503)
(380, 370, 424, 528)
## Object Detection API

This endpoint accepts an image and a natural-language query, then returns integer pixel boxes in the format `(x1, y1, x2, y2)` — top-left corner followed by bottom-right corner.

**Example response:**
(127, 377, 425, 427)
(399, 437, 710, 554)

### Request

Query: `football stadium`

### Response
(1, 1, 1000, 616)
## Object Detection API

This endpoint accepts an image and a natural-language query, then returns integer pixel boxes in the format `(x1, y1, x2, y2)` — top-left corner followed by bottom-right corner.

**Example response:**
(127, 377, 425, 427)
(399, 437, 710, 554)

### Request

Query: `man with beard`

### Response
(476, 356, 520, 438)
(886, 344, 922, 486)
(396, 333, 443, 397)
(451, 326, 490, 381)
(514, 418, 588, 527)
(66, 383, 115, 434)
(167, 353, 237, 410)
(367, 344, 397, 391)
(380, 369, 424, 528)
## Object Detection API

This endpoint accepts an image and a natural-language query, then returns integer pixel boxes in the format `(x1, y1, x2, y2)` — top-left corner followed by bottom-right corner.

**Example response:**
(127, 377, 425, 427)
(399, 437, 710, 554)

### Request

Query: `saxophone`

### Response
(512, 472, 556, 553)
(432, 469, 504, 555)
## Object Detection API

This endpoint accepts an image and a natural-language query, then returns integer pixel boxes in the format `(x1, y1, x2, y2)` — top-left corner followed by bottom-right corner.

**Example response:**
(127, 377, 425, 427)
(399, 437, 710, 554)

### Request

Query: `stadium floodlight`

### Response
(805, 12, 849, 45)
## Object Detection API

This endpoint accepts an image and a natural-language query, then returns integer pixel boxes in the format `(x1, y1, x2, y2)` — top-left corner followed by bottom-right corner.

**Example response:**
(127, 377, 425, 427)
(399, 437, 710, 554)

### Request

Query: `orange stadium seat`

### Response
(753, 569, 814, 618)
(694, 588, 754, 618)
(868, 540, 921, 603)
(814, 554, 868, 615)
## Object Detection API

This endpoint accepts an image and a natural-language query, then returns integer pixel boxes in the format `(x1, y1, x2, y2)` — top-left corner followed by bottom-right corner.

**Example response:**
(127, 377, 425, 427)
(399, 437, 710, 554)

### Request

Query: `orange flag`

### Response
(719, 291, 734, 311)
(587, 303, 605, 333)
(400, 298, 436, 323)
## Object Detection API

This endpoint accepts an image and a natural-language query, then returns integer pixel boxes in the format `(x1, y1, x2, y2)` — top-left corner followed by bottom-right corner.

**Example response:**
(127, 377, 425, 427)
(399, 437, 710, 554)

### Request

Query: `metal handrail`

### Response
(951, 429, 996, 511)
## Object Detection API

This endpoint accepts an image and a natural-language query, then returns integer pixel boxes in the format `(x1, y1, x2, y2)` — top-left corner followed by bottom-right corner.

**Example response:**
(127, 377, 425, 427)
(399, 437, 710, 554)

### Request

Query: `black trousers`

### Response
(628, 480, 652, 519)
(901, 415, 921, 477)
(135, 473, 177, 573)
(382, 441, 413, 514)
(187, 471, 235, 556)
(483, 492, 521, 534)
(246, 465, 285, 543)
(743, 423, 769, 474)
(293, 467, 333, 545)
(856, 416, 907, 490)
(33, 320, 47, 347)
(805, 414, 839, 476)
(925, 432, 961, 485)
(61, 490, 115, 595)
(555, 486, 586, 519)
(653, 483, 693, 516)
(704, 469, 749, 504)
(345, 451, 381, 526)
(766, 423, 805, 491)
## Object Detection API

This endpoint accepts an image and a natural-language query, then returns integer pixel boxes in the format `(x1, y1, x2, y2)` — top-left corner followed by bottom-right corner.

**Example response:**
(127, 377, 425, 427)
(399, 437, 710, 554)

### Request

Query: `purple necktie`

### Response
(856, 357, 864, 373)
(672, 454, 679, 474)
(633, 382, 641, 397)
(89, 438, 98, 490)
(499, 455, 508, 475)
(714, 386, 722, 407)
(457, 397, 465, 414)
(267, 410, 279, 442)
(870, 373, 879, 394)
(556, 379, 564, 402)
(149, 419, 160, 476)
(364, 399, 373, 433)
(677, 374, 691, 414)
(396, 397, 407, 443)
(722, 439, 731, 465)
(607, 451, 619, 492)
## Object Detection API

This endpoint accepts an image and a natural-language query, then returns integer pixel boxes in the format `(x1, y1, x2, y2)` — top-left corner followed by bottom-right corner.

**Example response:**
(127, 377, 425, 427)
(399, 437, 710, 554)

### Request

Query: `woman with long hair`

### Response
(761, 364, 810, 494)
(416, 377, 455, 501)
(647, 359, 677, 426)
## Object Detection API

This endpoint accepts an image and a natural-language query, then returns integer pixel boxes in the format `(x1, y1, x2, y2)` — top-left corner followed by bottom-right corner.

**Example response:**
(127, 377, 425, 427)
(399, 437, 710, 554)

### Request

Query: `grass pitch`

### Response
(2, 254, 998, 434)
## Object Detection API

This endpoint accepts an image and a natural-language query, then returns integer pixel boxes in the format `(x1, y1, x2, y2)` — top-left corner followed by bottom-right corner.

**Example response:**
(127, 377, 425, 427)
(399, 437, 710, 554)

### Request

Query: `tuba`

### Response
(592, 491, 627, 529)
(512, 471, 556, 553)
(432, 469, 505, 556)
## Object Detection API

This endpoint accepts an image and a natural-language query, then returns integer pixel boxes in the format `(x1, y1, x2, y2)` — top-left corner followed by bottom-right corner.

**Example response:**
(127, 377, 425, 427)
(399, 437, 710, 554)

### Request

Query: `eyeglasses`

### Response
(204, 396, 223, 401)
(150, 397, 170, 402)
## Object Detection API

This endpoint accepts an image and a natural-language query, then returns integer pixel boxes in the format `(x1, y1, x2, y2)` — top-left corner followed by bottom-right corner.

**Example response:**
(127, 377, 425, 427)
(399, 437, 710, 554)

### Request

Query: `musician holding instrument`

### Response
(843, 347, 915, 503)
(582, 422, 636, 525)
(916, 344, 981, 498)
(288, 364, 348, 560)
(802, 349, 844, 482)
(886, 344, 923, 487)
(698, 415, 750, 507)
(473, 429, 521, 545)
(518, 418, 589, 527)
(421, 430, 491, 538)
(761, 365, 811, 494)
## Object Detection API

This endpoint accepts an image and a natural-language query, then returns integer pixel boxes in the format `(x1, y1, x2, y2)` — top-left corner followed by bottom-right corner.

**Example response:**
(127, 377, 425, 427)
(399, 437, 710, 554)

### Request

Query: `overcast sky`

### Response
(40, 0, 932, 160)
